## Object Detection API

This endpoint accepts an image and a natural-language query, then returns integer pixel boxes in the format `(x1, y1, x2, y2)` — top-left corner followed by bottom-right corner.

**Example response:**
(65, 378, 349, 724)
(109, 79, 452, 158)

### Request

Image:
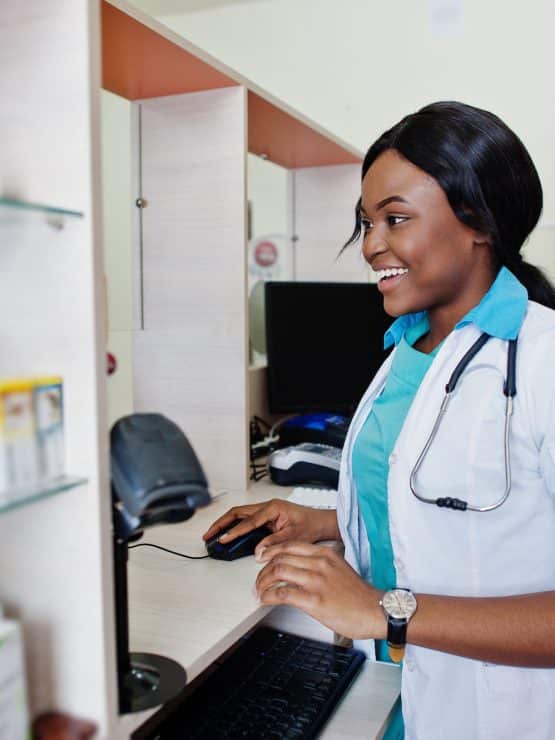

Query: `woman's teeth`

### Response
(376, 267, 409, 283)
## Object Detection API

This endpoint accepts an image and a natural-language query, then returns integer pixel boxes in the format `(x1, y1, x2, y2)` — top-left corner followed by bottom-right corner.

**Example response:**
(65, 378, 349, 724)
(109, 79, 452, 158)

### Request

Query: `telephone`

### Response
(268, 442, 341, 488)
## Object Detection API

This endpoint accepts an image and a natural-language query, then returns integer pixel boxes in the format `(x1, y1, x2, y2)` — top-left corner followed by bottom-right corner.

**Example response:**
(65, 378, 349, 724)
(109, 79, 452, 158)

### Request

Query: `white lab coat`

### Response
(337, 301, 555, 740)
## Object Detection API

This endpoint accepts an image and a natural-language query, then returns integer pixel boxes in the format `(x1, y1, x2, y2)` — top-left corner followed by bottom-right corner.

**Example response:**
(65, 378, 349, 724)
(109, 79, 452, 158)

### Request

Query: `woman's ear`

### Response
(473, 232, 491, 246)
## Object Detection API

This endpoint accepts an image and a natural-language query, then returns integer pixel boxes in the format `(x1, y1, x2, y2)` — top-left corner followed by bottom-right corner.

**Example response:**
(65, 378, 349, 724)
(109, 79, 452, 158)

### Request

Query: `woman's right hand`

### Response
(202, 499, 339, 557)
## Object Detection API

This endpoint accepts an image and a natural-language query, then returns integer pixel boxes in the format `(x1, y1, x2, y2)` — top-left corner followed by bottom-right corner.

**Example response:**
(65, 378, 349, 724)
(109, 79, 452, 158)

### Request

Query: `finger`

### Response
(218, 516, 260, 542)
(202, 505, 257, 540)
(254, 528, 296, 559)
(256, 558, 321, 596)
(259, 583, 315, 613)
(257, 541, 326, 561)
(219, 501, 283, 541)
(202, 513, 241, 541)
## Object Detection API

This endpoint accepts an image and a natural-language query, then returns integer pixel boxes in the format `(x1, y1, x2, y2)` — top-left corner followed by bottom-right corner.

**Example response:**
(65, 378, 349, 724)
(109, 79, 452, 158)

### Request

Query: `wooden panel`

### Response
(0, 4, 96, 209)
(133, 87, 249, 491)
(292, 164, 371, 282)
(101, 1, 236, 100)
(101, 1, 363, 168)
(134, 330, 247, 485)
(248, 92, 361, 169)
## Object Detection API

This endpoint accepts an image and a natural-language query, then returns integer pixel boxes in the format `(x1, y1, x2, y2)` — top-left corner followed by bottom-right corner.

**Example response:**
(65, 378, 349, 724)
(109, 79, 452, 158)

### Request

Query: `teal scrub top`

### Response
(353, 318, 437, 739)
(353, 317, 439, 651)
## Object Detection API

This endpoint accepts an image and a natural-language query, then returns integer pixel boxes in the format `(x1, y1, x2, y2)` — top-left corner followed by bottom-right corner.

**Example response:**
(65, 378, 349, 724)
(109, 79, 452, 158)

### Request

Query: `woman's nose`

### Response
(362, 230, 388, 266)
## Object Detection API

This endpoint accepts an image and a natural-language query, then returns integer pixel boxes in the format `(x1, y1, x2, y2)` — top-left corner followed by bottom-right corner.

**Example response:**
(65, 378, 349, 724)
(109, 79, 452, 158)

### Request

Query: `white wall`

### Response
(133, 0, 555, 278)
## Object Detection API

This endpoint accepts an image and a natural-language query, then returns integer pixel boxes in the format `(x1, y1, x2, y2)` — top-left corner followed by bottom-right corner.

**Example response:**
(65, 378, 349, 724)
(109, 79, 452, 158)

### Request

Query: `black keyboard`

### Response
(151, 626, 365, 740)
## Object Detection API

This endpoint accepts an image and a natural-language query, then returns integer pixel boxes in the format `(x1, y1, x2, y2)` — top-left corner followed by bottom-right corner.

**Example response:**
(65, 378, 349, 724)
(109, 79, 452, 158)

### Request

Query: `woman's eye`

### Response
(387, 215, 408, 226)
(361, 218, 372, 232)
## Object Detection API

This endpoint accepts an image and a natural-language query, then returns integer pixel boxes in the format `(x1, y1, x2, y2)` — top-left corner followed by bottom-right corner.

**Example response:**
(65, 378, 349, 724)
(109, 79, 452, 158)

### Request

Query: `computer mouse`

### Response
(205, 522, 273, 561)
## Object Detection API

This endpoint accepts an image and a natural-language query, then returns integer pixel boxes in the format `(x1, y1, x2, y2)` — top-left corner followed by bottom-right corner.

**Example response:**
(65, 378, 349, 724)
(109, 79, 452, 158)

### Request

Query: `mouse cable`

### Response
(128, 542, 210, 560)
(129, 489, 230, 560)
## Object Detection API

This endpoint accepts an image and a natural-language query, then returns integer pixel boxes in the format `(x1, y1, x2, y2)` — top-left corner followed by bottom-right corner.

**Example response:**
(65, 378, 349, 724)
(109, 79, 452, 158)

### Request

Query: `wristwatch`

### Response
(379, 588, 417, 663)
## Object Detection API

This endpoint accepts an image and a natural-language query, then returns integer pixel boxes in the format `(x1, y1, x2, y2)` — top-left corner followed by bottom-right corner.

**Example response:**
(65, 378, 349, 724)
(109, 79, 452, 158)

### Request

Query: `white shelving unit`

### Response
(0, 3, 117, 736)
(0, 475, 88, 517)
(0, 2, 370, 737)
(0, 197, 83, 227)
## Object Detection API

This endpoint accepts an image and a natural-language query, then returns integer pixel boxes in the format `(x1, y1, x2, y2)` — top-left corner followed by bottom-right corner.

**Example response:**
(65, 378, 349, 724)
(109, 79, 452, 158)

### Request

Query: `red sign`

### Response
(106, 352, 117, 375)
(254, 240, 278, 268)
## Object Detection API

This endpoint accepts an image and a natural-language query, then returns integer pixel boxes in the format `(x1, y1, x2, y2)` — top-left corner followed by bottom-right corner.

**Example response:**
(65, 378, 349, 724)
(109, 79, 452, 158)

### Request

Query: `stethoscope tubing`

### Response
(409, 333, 517, 512)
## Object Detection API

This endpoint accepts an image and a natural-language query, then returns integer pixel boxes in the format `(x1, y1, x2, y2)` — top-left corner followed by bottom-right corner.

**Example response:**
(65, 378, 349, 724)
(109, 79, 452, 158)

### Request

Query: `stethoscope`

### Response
(409, 333, 518, 512)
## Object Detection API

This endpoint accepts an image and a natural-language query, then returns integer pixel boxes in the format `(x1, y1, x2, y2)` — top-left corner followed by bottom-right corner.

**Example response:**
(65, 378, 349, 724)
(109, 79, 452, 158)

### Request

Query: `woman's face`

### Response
(361, 149, 492, 320)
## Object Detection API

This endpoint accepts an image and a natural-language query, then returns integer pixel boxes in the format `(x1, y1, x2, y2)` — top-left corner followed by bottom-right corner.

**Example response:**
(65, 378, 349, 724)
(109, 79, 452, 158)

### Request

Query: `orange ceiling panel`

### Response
(248, 93, 361, 169)
(101, 2, 362, 168)
(101, 1, 237, 100)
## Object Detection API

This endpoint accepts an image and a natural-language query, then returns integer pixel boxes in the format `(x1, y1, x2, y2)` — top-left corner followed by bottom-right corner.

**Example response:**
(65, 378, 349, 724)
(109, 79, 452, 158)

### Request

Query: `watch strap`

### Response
(386, 614, 409, 650)
(388, 645, 405, 663)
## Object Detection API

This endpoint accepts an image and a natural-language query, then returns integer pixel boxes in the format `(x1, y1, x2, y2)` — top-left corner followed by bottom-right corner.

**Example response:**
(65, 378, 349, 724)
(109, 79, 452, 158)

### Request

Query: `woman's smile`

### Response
(375, 267, 410, 293)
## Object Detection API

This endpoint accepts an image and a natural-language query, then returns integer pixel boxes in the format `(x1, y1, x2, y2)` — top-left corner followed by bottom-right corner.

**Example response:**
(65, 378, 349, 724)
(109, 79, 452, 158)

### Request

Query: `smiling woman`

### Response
(343, 101, 555, 349)
(334, 101, 555, 739)
(205, 101, 555, 740)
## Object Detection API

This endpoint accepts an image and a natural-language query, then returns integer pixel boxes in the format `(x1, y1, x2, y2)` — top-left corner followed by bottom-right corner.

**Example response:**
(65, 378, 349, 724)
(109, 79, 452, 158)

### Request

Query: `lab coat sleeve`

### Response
(539, 437, 555, 500)
(524, 325, 555, 500)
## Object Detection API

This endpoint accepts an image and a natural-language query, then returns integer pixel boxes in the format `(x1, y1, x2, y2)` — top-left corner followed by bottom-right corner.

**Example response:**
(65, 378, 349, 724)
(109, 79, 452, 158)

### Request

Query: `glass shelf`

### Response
(0, 197, 83, 229)
(0, 475, 88, 515)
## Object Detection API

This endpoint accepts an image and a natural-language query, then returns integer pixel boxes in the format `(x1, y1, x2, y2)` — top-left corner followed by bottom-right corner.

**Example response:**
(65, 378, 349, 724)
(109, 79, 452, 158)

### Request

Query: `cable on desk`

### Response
(249, 462, 268, 482)
(129, 489, 231, 560)
(129, 543, 210, 560)
(249, 416, 275, 482)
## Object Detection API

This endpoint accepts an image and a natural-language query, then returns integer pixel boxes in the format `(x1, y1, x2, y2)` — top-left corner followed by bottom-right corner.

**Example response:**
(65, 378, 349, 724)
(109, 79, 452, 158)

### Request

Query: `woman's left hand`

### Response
(255, 542, 387, 640)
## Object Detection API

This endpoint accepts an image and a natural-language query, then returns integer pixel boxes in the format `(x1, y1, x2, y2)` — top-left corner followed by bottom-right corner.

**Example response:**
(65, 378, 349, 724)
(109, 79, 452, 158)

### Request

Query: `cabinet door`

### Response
(291, 164, 369, 282)
(133, 86, 249, 491)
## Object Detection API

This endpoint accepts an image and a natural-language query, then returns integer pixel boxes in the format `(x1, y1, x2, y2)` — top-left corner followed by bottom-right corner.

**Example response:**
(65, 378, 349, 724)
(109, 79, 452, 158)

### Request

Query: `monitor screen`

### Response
(265, 281, 391, 415)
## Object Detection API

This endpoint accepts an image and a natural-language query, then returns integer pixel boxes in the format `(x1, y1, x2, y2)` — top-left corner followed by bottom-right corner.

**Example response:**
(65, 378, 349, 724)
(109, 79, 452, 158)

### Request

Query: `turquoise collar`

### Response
(384, 267, 528, 349)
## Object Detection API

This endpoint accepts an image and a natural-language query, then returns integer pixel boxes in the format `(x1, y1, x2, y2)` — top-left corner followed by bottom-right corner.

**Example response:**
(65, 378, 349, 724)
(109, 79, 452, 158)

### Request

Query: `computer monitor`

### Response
(265, 281, 391, 415)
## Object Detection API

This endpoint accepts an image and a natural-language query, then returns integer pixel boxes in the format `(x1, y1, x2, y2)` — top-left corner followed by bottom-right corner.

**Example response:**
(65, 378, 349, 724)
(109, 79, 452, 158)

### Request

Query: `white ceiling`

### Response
(131, 0, 264, 16)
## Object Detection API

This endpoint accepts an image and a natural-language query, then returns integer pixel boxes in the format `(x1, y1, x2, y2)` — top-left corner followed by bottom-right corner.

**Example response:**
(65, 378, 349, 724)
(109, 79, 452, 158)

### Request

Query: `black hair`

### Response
(343, 101, 555, 309)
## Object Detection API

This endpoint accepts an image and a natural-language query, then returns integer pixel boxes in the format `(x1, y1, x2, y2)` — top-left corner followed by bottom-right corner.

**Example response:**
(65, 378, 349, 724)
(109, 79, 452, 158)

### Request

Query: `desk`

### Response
(118, 481, 400, 739)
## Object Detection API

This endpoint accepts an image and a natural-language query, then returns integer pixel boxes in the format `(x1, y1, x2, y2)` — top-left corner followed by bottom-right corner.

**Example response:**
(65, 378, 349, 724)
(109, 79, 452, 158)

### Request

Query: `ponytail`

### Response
(501, 253, 555, 309)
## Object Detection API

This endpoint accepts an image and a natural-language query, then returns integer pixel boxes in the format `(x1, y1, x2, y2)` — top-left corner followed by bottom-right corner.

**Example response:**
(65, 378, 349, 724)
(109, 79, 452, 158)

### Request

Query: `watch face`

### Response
(382, 589, 417, 619)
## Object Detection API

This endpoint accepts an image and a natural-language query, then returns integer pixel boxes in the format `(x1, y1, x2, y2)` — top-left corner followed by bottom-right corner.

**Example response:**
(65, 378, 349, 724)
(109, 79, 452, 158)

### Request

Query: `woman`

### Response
(203, 101, 555, 739)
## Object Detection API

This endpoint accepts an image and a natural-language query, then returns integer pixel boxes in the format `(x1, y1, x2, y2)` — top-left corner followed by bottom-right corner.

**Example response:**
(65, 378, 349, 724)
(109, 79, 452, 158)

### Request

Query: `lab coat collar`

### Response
(383, 267, 528, 349)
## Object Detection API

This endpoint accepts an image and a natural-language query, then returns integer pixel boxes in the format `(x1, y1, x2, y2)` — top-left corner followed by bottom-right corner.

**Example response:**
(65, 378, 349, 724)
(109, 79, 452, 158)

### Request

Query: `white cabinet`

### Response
(133, 87, 249, 491)
(0, 1, 366, 735)
(0, 2, 117, 735)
